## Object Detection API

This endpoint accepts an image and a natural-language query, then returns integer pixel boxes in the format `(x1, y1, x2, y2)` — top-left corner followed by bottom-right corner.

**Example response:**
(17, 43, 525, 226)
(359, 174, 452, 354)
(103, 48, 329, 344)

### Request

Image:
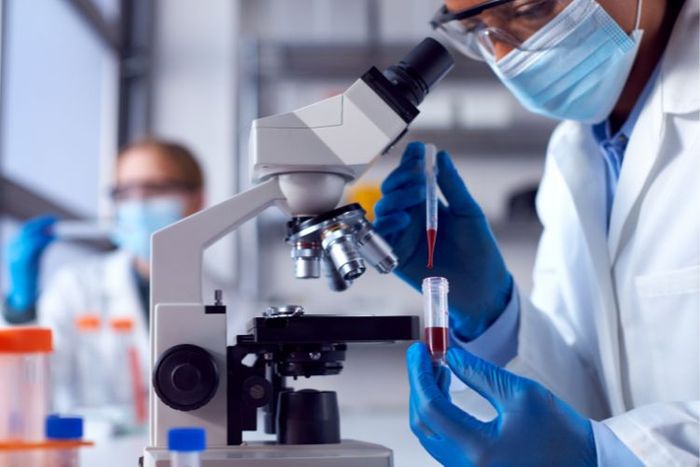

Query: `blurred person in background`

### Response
(374, 0, 699, 465)
(3, 139, 204, 411)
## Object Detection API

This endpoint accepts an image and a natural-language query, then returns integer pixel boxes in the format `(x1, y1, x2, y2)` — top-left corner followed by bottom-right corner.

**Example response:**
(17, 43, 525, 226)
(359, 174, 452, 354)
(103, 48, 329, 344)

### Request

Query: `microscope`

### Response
(142, 38, 454, 466)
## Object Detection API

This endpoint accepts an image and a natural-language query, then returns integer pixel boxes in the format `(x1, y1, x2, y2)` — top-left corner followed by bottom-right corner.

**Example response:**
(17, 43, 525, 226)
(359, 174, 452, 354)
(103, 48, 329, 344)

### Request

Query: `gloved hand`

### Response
(407, 343, 596, 467)
(5, 215, 56, 312)
(374, 142, 512, 340)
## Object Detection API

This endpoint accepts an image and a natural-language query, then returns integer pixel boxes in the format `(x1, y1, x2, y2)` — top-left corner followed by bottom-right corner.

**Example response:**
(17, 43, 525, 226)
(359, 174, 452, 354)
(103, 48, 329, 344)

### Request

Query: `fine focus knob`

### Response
(153, 344, 219, 411)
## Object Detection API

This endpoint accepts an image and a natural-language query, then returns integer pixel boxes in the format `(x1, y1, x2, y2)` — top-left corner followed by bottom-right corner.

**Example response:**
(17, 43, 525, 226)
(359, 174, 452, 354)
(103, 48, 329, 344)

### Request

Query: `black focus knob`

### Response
(242, 376, 273, 408)
(153, 344, 219, 411)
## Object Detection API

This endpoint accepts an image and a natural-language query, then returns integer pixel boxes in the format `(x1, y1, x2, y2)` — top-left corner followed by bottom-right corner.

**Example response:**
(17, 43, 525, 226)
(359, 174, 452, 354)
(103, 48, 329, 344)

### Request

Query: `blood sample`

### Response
(425, 144, 438, 269)
(426, 229, 437, 269)
(422, 276, 449, 364)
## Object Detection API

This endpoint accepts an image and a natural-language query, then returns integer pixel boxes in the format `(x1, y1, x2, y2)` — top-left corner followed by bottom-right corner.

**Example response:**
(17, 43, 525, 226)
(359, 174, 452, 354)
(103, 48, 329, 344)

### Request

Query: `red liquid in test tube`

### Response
(424, 326, 448, 362)
(422, 277, 449, 364)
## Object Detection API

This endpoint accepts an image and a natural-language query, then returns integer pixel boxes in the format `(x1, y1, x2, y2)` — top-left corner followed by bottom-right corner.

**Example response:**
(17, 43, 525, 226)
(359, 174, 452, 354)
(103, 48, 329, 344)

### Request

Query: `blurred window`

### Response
(1, 0, 119, 217)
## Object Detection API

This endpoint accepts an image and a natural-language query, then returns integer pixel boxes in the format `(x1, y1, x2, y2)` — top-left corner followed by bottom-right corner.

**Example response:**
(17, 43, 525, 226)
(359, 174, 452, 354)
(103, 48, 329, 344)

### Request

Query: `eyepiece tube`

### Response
(383, 37, 454, 107)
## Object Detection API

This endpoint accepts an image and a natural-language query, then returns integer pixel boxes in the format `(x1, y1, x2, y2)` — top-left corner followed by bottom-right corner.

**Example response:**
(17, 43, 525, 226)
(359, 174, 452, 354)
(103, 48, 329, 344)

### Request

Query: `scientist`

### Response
(374, 0, 698, 465)
(3, 139, 204, 410)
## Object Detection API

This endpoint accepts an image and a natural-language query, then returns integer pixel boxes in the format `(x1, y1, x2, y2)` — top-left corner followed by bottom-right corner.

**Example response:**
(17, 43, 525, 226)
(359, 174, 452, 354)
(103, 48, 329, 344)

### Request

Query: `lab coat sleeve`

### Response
(592, 421, 645, 466)
(37, 267, 85, 411)
(603, 402, 700, 466)
(450, 286, 520, 366)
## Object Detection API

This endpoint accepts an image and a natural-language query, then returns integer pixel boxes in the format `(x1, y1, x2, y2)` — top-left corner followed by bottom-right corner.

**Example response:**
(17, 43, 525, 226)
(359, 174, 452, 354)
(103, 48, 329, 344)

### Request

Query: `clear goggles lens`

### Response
(433, 0, 574, 61)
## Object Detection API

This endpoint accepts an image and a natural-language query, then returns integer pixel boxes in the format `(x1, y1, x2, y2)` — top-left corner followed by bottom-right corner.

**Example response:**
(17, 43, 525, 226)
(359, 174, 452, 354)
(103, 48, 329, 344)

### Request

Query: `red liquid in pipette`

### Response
(425, 326, 448, 362)
(426, 228, 437, 269)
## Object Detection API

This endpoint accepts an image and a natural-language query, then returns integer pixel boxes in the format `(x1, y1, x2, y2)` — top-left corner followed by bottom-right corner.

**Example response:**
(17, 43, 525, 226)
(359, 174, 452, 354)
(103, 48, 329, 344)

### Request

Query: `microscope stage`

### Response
(247, 314, 420, 344)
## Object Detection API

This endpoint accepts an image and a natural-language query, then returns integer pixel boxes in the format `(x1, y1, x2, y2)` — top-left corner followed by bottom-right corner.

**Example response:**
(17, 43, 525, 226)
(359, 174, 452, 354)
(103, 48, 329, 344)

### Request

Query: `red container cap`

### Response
(75, 314, 101, 332)
(110, 317, 134, 332)
(0, 327, 53, 353)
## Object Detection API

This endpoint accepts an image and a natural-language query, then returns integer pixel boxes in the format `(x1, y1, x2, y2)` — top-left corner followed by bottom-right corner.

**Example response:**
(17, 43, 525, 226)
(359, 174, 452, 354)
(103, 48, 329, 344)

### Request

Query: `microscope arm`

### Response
(150, 177, 287, 311)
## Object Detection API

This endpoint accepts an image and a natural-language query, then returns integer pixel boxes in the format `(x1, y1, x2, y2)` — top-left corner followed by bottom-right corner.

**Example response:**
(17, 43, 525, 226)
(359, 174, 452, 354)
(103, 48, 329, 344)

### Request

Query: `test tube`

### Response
(110, 317, 147, 426)
(422, 277, 449, 364)
(45, 415, 83, 467)
(75, 314, 105, 407)
(168, 427, 206, 467)
(424, 144, 438, 269)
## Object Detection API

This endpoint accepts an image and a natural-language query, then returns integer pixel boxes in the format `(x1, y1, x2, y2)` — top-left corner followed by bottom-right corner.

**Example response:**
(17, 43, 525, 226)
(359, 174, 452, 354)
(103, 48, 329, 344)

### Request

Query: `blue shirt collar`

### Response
(592, 63, 661, 145)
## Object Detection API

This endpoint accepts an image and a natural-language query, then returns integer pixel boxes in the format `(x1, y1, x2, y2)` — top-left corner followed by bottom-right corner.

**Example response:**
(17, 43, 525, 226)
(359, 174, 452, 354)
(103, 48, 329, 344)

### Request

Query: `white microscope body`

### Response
(143, 38, 453, 467)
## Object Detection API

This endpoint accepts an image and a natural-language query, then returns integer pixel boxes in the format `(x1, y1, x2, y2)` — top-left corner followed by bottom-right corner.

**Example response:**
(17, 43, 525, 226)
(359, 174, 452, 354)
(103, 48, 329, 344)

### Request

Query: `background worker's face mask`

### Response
(111, 196, 185, 262)
(489, 0, 644, 123)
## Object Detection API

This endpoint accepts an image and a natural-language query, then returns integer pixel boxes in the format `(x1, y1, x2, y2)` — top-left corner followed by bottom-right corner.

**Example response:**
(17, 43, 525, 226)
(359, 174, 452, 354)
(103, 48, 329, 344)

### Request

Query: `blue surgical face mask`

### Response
(489, 0, 644, 123)
(111, 197, 185, 262)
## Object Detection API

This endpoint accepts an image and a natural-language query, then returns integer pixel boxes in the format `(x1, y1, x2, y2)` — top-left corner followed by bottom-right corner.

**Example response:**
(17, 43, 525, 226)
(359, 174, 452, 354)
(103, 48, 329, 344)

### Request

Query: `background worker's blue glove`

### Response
(407, 343, 596, 467)
(5, 215, 56, 316)
(374, 142, 513, 340)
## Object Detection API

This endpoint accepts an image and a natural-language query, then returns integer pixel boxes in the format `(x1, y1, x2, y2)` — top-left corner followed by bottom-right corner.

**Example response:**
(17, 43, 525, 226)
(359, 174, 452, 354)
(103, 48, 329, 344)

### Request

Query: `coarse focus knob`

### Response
(153, 344, 219, 411)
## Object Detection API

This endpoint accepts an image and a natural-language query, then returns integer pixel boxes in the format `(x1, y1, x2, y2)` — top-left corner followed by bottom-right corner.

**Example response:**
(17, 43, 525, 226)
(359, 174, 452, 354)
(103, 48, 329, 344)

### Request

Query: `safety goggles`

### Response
(430, 0, 574, 61)
(110, 181, 198, 202)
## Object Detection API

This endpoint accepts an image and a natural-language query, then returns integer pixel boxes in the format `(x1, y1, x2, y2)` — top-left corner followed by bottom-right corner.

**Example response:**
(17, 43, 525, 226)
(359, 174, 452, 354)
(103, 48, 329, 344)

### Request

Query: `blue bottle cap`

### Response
(45, 415, 83, 440)
(168, 427, 206, 452)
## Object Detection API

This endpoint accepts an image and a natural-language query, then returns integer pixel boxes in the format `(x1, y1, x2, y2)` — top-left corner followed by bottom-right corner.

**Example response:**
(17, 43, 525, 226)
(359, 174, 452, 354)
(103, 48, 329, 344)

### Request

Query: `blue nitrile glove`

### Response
(5, 215, 56, 314)
(407, 343, 596, 467)
(374, 142, 512, 340)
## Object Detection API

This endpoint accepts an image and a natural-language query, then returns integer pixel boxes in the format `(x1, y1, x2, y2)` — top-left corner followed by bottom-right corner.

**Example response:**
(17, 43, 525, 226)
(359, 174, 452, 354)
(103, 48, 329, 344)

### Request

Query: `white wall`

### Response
(151, 0, 240, 287)
(241, 0, 443, 43)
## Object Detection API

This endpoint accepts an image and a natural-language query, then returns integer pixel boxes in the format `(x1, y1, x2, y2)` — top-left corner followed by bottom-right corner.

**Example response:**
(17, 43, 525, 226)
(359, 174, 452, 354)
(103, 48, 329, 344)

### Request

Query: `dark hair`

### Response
(117, 138, 204, 189)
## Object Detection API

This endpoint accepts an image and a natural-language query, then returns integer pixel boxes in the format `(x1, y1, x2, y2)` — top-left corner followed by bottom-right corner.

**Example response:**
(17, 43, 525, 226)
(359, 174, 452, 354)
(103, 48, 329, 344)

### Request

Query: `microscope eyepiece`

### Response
(361, 37, 454, 124)
(384, 37, 455, 107)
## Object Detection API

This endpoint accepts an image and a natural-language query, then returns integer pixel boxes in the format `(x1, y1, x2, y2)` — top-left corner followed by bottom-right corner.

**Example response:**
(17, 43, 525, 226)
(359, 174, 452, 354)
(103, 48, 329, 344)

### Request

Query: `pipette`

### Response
(52, 221, 112, 240)
(425, 144, 438, 269)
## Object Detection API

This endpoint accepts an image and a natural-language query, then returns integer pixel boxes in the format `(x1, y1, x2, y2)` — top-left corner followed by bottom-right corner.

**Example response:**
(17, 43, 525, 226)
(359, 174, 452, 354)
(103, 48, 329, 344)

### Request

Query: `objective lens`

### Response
(291, 242, 322, 279)
(321, 225, 366, 282)
(356, 225, 398, 274)
(322, 254, 352, 292)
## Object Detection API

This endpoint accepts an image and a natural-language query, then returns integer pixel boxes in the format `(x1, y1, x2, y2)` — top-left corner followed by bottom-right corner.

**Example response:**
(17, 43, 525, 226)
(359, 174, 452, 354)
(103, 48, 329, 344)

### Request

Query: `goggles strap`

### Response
(634, 0, 643, 30)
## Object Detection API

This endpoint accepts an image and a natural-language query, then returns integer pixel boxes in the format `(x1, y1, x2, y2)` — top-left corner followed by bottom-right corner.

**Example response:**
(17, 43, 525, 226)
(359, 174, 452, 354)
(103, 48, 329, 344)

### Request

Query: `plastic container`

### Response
(45, 415, 83, 467)
(74, 315, 105, 407)
(109, 317, 147, 426)
(422, 277, 449, 364)
(168, 427, 206, 467)
(0, 327, 53, 441)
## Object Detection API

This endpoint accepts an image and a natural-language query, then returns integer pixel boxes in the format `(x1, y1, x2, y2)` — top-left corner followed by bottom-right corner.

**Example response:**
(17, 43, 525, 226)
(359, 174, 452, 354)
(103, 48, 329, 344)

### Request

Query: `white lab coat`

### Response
(509, 1, 700, 464)
(38, 250, 150, 412)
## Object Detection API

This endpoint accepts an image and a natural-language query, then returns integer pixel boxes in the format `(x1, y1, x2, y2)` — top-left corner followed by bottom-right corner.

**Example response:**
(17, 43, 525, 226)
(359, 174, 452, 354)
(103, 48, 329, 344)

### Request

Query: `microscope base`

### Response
(142, 439, 393, 467)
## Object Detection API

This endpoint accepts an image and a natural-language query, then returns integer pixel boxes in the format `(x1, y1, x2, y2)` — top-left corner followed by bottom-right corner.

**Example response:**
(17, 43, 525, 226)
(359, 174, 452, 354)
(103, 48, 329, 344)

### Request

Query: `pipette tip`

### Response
(426, 228, 437, 269)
